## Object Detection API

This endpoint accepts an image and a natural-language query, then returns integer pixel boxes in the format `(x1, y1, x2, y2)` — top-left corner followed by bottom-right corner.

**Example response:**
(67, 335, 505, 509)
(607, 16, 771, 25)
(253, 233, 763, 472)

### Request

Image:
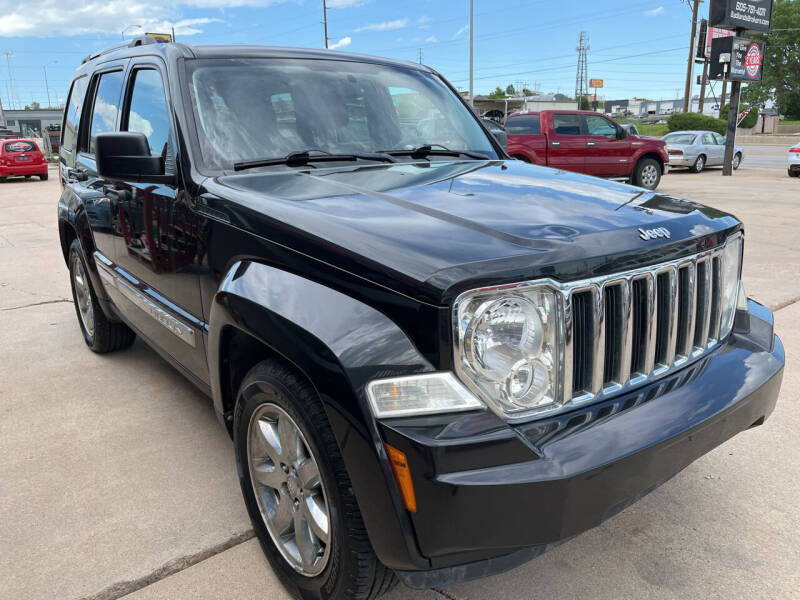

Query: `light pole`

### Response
(122, 24, 142, 40)
(43, 60, 56, 109)
(469, 0, 474, 107)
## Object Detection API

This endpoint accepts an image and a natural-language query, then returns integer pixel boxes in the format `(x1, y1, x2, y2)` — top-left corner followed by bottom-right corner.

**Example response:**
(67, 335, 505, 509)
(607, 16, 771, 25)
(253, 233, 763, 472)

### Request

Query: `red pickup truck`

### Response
(506, 110, 669, 190)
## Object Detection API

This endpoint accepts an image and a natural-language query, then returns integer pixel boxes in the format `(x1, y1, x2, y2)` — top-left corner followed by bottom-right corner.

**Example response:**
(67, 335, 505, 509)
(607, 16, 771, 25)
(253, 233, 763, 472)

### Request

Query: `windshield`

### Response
(184, 58, 498, 170)
(663, 133, 697, 145)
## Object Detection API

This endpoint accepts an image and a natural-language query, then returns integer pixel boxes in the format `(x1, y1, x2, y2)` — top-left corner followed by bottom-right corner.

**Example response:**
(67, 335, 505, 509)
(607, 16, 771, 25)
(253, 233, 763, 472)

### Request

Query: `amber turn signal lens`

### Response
(385, 444, 417, 513)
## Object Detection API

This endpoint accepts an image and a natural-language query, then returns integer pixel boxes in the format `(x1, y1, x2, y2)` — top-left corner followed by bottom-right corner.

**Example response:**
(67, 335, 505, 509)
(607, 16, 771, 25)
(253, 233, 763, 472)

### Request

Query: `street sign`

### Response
(589, 79, 603, 89)
(709, 36, 765, 81)
(709, 0, 773, 33)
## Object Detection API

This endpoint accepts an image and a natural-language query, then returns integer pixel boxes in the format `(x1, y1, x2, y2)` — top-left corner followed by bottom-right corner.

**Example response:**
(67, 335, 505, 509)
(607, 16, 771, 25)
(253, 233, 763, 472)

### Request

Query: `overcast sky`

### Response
(0, 0, 708, 109)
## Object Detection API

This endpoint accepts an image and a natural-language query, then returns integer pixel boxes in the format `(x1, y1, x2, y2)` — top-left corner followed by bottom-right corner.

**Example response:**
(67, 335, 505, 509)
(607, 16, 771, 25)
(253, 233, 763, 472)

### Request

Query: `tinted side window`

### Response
(712, 133, 725, 145)
(585, 115, 617, 137)
(61, 76, 89, 154)
(506, 114, 541, 135)
(702, 133, 715, 145)
(552, 113, 582, 136)
(89, 71, 124, 154)
(124, 69, 171, 156)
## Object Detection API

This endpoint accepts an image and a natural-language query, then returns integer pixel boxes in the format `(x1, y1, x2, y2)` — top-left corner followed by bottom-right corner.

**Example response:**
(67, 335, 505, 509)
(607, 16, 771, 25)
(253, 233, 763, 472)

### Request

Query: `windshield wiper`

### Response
(233, 150, 396, 171)
(378, 145, 491, 161)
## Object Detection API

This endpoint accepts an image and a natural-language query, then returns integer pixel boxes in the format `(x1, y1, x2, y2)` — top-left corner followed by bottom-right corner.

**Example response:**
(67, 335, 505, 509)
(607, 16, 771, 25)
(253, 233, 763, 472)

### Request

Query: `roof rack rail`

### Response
(81, 35, 168, 65)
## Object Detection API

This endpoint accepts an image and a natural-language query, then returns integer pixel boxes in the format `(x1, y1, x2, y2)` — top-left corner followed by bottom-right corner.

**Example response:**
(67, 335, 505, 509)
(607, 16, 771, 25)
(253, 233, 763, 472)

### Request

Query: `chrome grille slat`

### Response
(566, 246, 724, 406)
(591, 284, 605, 396)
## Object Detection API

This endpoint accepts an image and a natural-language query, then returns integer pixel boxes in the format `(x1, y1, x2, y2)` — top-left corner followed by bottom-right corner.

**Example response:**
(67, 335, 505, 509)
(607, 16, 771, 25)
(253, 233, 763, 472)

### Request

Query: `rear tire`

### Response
(68, 239, 135, 353)
(40, 173, 49, 180)
(24, 175, 31, 179)
(691, 155, 706, 173)
(732, 153, 742, 170)
(633, 158, 661, 190)
(234, 359, 397, 600)
(790, 169, 799, 178)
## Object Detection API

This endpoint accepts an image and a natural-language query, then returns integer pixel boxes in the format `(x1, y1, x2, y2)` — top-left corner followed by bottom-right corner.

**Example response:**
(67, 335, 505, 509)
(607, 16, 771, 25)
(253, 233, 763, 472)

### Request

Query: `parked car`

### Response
(58, 38, 784, 599)
(788, 142, 800, 178)
(663, 130, 743, 173)
(506, 110, 669, 189)
(0, 138, 48, 181)
(620, 122, 641, 136)
(481, 117, 507, 150)
(0, 128, 18, 139)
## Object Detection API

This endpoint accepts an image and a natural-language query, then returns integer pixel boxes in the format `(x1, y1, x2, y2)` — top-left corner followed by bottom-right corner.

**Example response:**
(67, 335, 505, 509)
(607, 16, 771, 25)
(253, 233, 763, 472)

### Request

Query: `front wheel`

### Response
(633, 158, 662, 190)
(789, 169, 799, 178)
(234, 359, 397, 600)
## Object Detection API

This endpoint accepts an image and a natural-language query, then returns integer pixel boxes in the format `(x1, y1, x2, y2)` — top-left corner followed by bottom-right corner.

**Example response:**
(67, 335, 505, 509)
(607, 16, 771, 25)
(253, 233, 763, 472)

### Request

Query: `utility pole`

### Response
(719, 79, 727, 117)
(322, 0, 329, 49)
(683, 0, 700, 112)
(722, 27, 745, 176)
(468, 0, 474, 106)
(418, 48, 423, 64)
(3, 51, 18, 110)
(575, 32, 589, 108)
(698, 59, 709, 113)
(43, 60, 56, 109)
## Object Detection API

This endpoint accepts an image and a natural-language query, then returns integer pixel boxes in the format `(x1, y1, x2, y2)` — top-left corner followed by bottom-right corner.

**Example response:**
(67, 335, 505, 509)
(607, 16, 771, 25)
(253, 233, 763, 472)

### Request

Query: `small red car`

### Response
(0, 139, 48, 181)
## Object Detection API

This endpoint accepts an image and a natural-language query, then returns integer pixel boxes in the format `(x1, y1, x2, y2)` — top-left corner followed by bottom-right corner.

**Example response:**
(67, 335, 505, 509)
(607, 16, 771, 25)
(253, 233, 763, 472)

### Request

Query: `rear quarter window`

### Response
(62, 76, 89, 154)
(4, 141, 37, 153)
(506, 114, 541, 135)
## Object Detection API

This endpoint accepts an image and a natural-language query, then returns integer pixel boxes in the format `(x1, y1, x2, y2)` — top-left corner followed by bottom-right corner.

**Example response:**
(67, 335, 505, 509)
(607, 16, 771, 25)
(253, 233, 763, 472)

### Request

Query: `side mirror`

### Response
(617, 127, 627, 140)
(95, 132, 174, 184)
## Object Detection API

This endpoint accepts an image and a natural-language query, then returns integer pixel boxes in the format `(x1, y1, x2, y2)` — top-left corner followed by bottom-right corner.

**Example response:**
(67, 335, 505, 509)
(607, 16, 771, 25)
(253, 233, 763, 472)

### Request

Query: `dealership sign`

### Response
(697, 20, 735, 59)
(709, 0, 773, 33)
(709, 36, 765, 81)
(589, 79, 603, 89)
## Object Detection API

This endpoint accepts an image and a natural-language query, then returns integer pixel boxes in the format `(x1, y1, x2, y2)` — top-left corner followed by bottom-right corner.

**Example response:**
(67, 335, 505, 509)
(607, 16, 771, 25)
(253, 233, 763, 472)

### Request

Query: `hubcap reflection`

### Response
(247, 402, 331, 576)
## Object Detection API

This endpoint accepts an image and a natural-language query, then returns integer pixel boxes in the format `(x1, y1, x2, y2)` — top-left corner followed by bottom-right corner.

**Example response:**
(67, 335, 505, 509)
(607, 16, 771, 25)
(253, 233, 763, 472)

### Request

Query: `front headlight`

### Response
(719, 232, 743, 341)
(454, 285, 562, 419)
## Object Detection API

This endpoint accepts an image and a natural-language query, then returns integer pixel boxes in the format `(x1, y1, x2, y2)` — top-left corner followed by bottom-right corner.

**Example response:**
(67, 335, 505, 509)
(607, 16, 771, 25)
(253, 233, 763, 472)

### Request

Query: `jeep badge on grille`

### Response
(639, 227, 671, 240)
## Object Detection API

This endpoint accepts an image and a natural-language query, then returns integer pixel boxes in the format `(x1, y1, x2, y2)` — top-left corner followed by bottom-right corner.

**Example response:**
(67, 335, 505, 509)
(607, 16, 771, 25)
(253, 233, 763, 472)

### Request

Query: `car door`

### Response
(73, 64, 128, 265)
(583, 114, 631, 176)
(101, 60, 208, 380)
(702, 133, 722, 165)
(547, 113, 587, 173)
(711, 132, 727, 165)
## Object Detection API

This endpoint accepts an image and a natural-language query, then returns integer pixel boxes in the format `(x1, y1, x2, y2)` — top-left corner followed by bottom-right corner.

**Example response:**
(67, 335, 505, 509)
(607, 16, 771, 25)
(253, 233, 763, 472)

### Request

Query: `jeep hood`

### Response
(206, 160, 740, 304)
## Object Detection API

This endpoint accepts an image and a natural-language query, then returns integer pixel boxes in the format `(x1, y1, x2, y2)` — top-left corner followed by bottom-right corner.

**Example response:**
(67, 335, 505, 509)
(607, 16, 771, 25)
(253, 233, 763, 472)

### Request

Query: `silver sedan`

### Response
(663, 130, 744, 172)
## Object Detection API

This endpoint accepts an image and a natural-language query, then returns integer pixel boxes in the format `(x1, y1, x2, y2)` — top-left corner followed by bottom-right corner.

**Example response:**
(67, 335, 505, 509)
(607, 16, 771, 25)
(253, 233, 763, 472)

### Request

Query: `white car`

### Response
(789, 142, 800, 178)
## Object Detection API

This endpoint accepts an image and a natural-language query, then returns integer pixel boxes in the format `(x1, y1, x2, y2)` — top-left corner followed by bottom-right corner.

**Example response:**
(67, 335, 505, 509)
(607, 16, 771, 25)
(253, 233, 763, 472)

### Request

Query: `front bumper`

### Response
(380, 299, 783, 588)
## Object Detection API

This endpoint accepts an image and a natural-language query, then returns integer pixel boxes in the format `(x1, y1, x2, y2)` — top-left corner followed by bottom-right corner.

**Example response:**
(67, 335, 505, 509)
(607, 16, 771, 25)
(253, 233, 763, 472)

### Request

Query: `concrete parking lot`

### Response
(2, 154, 799, 600)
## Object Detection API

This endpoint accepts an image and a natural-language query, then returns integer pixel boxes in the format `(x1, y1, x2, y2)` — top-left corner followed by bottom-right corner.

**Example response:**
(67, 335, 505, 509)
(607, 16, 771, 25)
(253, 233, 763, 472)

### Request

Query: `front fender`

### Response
(209, 260, 433, 571)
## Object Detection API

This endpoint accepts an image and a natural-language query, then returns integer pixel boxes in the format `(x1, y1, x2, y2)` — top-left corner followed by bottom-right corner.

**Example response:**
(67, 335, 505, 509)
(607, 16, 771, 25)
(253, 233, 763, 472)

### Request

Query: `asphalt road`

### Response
(2, 165, 799, 600)
(738, 145, 792, 170)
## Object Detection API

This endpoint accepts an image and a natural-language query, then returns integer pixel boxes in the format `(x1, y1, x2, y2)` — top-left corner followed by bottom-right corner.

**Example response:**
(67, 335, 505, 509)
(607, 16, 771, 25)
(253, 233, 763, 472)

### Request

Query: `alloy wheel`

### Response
(247, 402, 331, 576)
(641, 164, 658, 188)
(71, 253, 95, 338)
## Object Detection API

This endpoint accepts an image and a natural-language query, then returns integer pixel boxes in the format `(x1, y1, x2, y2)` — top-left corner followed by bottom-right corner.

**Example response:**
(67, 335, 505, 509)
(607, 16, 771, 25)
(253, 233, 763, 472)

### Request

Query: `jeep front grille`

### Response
(564, 248, 724, 405)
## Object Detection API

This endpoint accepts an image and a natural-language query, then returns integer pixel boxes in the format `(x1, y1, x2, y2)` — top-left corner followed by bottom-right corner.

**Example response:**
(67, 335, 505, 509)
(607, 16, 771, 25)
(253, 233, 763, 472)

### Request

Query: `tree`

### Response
(742, 0, 800, 119)
(487, 86, 506, 99)
(505, 84, 516, 96)
(522, 87, 535, 96)
(579, 96, 591, 110)
(23, 101, 41, 110)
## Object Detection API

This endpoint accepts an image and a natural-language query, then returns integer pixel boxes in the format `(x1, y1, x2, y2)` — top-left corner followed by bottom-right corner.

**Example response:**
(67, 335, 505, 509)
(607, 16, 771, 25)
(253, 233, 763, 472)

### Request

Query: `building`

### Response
(473, 94, 578, 120)
(1, 108, 63, 138)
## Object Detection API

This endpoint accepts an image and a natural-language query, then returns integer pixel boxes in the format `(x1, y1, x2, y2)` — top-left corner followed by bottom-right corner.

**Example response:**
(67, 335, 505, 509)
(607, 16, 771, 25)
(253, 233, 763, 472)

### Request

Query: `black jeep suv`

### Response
(58, 37, 784, 599)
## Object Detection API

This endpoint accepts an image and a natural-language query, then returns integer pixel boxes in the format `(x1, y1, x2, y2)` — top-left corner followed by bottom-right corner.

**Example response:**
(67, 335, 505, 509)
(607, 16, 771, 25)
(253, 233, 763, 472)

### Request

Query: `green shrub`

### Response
(720, 103, 759, 129)
(667, 112, 727, 135)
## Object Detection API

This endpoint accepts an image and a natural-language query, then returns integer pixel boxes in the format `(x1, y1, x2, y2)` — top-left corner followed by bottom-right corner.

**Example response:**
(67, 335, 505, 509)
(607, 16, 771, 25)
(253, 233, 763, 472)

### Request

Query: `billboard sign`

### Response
(697, 20, 735, 59)
(709, 0, 773, 32)
(589, 79, 603, 89)
(709, 36, 765, 81)
(145, 32, 173, 42)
